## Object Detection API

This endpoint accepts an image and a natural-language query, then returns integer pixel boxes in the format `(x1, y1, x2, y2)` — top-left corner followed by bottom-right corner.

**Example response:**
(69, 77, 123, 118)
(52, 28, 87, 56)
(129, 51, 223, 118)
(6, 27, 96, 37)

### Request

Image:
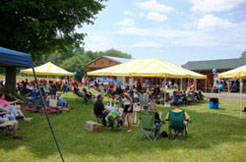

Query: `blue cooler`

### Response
(209, 98, 219, 109)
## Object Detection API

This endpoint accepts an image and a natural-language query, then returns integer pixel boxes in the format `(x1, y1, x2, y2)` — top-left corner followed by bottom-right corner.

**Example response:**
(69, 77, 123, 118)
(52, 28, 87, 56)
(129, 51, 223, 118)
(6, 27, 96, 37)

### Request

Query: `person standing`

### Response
(117, 88, 133, 133)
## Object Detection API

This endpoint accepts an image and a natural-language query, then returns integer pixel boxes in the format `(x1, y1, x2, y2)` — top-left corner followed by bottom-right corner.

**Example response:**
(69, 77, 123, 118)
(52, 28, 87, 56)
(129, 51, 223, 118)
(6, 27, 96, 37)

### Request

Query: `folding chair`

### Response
(139, 110, 160, 142)
(168, 110, 188, 140)
(0, 120, 15, 136)
(49, 99, 61, 108)
(139, 93, 149, 109)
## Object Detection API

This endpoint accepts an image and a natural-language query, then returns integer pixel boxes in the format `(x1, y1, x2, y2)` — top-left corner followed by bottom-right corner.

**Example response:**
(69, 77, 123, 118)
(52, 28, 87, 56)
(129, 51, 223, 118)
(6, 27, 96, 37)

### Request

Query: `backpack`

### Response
(160, 131, 168, 138)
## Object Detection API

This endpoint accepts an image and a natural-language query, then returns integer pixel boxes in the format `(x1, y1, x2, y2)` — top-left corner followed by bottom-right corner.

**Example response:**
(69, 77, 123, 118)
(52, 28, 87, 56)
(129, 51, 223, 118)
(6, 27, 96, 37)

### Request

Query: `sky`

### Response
(78, 0, 246, 65)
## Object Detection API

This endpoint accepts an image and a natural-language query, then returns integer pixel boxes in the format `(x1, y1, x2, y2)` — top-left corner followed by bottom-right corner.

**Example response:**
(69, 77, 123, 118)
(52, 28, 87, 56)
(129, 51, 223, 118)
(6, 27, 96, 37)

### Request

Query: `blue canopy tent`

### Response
(0, 47, 64, 162)
(0, 47, 33, 67)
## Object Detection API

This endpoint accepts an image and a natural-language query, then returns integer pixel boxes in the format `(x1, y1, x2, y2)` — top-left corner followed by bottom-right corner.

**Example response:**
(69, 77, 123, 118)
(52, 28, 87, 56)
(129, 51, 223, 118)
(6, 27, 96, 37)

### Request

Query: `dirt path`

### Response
(204, 92, 246, 100)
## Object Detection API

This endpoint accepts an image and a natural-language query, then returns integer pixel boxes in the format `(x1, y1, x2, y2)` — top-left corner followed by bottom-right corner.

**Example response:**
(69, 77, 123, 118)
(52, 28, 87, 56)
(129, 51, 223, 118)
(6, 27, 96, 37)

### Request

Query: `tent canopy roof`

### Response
(87, 58, 206, 79)
(21, 62, 74, 76)
(218, 65, 246, 79)
(0, 47, 33, 67)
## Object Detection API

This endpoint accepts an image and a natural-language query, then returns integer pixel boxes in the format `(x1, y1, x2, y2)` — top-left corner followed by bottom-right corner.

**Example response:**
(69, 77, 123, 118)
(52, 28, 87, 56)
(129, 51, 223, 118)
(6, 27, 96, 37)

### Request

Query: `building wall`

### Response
(195, 70, 228, 91)
(84, 57, 120, 72)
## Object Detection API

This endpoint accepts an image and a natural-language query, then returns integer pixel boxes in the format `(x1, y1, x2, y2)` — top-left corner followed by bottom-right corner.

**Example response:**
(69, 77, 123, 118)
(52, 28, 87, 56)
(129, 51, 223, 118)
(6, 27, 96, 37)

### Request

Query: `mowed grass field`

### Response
(1, 92, 246, 162)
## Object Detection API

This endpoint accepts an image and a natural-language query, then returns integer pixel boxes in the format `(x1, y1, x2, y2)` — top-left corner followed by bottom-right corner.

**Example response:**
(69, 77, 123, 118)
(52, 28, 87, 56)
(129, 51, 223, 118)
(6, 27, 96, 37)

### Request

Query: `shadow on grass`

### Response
(1, 95, 246, 160)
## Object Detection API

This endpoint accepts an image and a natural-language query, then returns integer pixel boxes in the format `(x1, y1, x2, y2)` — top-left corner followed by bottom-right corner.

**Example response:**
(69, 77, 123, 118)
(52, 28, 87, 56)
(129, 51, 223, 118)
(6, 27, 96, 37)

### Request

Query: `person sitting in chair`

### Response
(93, 94, 109, 126)
(82, 88, 93, 100)
(0, 117, 22, 140)
(165, 102, 191, 136)
(0, 92, 31, 121)
(149, 102, 163, 138)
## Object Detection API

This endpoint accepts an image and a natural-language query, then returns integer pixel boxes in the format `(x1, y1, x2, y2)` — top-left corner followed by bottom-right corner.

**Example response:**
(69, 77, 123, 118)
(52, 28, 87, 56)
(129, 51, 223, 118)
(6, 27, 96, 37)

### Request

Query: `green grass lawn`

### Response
(1, 93, 246, 162)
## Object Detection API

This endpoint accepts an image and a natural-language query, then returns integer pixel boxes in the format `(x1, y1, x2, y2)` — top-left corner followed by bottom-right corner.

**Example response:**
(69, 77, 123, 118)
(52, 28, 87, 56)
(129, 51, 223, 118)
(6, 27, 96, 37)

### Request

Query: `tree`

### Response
(37, 47, 85, 66)
(0, 0, 105, 57)
(59, 47, 132, 79)
(240, 50, 246, 58)
(0, 0, 105, 94)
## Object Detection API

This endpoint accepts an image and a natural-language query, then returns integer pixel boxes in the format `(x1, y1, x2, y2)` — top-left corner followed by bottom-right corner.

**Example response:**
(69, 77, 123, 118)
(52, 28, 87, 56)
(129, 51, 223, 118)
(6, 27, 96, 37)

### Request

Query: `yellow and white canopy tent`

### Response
(20, 62, 74, 76)
(219, 65, 246, 118)
(218, 65, 246, 80)
(87, 58, 206, 79)
(88, 58, 206, 91)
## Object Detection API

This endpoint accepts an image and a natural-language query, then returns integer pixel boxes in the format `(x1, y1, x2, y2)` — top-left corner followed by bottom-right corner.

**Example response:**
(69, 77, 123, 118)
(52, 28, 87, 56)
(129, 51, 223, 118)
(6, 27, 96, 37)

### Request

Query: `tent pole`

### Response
(180, 78, 183, 90)
(32, 68, 65, 162)
(240, 79, 242, 119)
(228, 79, 230, 93)
(195, 79, 197, 91)
(164, 77, 167, 107)
(205, 78, 207, 93)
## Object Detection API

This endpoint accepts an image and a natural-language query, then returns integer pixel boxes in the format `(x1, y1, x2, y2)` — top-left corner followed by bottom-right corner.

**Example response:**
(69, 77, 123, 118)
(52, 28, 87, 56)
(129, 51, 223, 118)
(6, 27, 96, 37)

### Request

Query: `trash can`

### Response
(209, 98, 219, 109)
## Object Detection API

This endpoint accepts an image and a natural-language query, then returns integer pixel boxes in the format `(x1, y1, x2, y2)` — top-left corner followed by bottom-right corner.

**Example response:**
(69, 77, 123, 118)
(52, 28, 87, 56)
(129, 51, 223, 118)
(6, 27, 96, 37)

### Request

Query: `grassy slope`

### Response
(1, 93, 246, 162)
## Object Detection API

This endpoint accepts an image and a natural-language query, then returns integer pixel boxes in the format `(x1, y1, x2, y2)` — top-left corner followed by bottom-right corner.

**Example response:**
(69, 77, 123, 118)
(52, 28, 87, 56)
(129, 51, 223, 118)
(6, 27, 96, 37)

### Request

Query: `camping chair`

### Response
(186, 93, 195, 104)
(49, 99, 62, 108)
(0, 120, 15, 136)
(168, 110, 188, 140)
(139, 110, 160, 142)
(139, 93, 149, 109)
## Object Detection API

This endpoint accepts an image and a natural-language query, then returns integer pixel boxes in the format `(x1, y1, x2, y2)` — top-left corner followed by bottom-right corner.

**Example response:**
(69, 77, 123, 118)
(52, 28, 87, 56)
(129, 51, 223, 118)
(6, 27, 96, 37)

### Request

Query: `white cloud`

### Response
(118, 22, 246, 49)
(118, 18, 135, 26)
(119, 27, 191, 38)
(191, 0, 245, 12)
(84, 35, 112, 51)
(198, 14, 236, 31)
(123, 10, 133, 16)
(136, 0, 174, 13)
(146, 12, 168, 22)
(139, 12, 145, 17)
(132, 41, 163, 48)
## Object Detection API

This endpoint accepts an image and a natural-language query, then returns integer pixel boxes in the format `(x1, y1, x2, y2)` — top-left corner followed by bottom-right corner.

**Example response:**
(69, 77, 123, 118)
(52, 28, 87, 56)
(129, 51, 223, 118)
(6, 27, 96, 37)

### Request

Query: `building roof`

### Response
(84, 56, 131, 67)
(182, 58, 246, 71)
(102, 56, 130, 63)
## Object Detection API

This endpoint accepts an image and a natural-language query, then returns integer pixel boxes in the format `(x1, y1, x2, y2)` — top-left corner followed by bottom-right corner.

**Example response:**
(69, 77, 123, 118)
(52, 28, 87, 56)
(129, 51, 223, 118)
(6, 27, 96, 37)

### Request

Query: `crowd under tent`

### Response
(87, 58, 206, 90)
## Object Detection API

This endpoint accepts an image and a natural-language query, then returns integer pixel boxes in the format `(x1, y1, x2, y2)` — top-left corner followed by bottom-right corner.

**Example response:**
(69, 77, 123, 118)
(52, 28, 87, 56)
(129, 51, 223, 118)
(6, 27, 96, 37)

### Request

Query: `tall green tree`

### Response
(59, 48, 132, 79)
(0, 0, 105, 57)
(0, 0, 105, 94)
(240, 50, 246, 58)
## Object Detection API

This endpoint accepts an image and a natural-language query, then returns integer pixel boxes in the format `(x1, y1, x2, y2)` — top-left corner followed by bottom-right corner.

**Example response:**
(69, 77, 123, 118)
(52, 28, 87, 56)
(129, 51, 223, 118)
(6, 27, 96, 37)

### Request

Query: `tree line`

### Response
(35, 47, 132, 79)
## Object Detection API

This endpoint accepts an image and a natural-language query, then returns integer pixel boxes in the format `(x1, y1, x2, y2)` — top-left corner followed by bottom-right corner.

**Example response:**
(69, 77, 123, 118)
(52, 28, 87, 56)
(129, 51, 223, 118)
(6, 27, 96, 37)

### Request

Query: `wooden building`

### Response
(84, 56, 130, 74)
(182, 58, 246, 91)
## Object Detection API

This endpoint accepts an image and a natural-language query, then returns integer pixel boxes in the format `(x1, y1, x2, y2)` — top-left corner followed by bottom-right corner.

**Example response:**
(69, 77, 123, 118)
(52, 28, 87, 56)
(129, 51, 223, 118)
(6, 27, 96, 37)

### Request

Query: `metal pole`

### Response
(240, 79, 242, 119)
(32, 68, 65, 162)
(180, 78, 183, 90)
(164, 78, 166, 107)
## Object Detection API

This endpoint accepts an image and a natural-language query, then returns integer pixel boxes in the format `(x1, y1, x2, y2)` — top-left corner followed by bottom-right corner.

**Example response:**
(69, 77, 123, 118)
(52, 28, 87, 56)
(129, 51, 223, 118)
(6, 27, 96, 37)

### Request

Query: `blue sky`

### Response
(78, 0, 246, 65)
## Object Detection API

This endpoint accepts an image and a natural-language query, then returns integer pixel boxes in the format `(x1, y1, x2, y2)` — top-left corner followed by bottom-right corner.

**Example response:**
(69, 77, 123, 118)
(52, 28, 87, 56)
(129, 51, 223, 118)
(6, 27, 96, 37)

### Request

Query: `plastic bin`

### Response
(209, 98, 219, 109)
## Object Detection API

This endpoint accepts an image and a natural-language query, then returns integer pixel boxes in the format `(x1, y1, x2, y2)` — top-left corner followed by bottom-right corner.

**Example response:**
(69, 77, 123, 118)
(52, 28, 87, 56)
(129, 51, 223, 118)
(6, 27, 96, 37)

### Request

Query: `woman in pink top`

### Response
(0, 92, 27, 120)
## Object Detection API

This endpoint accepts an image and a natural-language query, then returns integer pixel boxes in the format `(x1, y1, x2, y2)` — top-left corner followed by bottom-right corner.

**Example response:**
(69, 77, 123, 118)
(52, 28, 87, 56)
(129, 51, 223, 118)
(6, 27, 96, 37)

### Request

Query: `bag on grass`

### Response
(160, 131, 168, 138)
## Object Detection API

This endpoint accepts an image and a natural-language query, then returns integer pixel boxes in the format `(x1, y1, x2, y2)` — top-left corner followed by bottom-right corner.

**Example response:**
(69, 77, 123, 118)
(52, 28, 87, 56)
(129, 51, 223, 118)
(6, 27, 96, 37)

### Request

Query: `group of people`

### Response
(0, 92, 32, 140)
(94, 87, 192, 135)
(94, 88, 135, 133)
